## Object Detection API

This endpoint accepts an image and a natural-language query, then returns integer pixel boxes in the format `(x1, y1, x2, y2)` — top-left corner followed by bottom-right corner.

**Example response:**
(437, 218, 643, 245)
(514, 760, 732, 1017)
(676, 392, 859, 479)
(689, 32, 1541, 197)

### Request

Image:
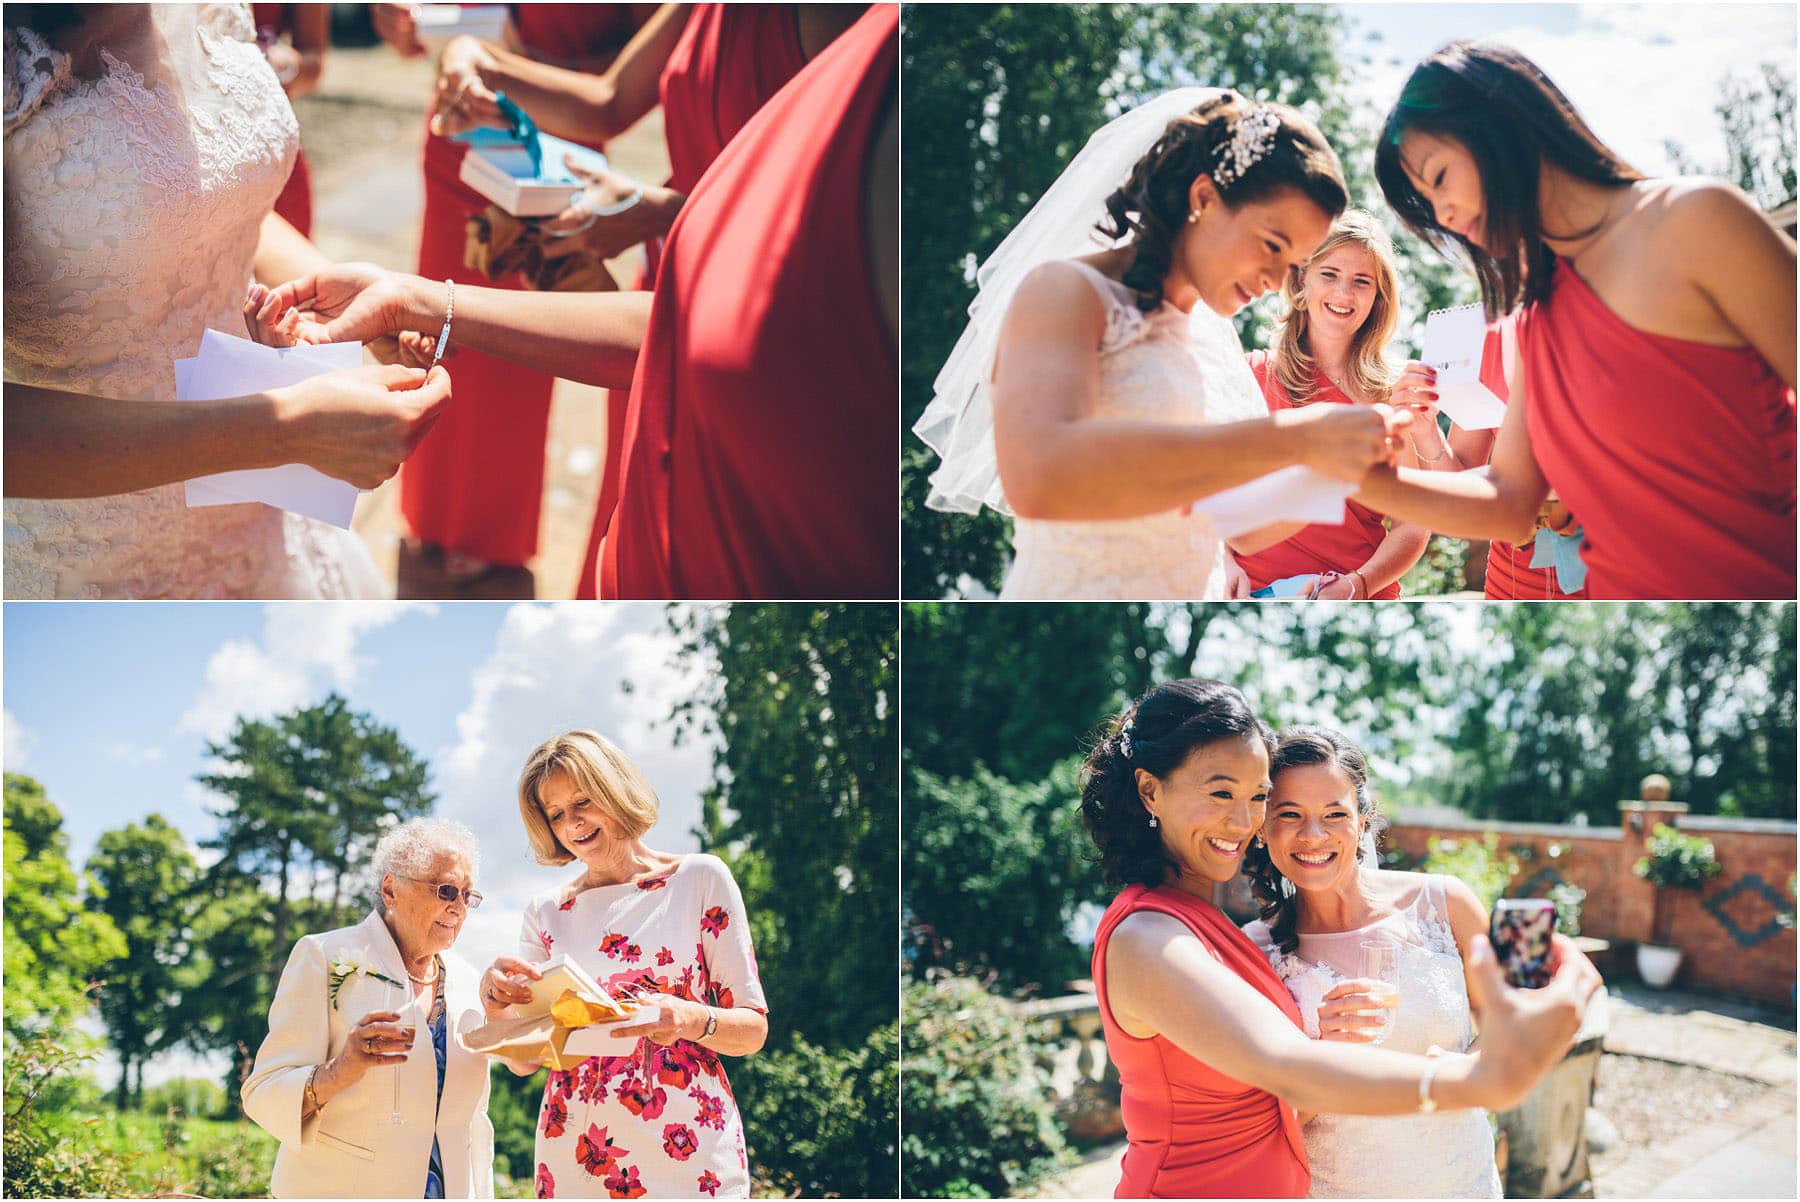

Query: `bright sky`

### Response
(4, 602, 716, 1087)
(1340, 2, 1797, 182)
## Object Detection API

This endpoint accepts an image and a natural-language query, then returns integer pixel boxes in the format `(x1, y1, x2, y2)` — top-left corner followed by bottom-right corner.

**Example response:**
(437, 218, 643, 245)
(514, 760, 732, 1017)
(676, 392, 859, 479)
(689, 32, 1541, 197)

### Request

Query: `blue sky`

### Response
(5, 601, 719, 1086)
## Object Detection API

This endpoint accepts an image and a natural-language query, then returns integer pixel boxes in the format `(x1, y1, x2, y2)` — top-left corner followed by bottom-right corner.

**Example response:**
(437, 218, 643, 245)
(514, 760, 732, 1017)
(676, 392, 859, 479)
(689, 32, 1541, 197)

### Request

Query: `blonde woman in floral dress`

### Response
(481, 732, 767, 1199)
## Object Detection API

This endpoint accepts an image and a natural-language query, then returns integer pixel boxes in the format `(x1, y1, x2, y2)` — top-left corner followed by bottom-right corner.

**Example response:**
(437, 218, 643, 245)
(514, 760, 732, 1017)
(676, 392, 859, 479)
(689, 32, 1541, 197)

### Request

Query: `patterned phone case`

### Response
(1490, 898, 1556, 989)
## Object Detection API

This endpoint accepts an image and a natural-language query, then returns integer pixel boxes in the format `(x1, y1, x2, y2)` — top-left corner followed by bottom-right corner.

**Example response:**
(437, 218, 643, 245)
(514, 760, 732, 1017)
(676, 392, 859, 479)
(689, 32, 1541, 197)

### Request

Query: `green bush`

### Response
(105, 1113, 278, 1198)
(136, 1076, 226, 1120)
(1421, 833, 1518, 912)
(485, 1062, 548, 1184)
(1633, 823, 1724, 891)
(3, 1033, 134, 1198)
(735, 1022, 899, 1197)
(900, 975, 1069, 1198)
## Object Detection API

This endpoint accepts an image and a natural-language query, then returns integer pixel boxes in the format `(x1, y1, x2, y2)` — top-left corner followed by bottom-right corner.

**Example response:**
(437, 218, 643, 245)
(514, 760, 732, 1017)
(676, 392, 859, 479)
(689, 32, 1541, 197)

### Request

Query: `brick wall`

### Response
(1383, 805, 1796, 1003)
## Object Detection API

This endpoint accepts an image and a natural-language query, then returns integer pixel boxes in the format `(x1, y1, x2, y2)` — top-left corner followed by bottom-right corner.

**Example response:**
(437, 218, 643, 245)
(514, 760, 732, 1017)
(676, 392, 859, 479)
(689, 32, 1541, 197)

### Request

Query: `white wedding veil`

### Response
(912, 86, 1232, 516)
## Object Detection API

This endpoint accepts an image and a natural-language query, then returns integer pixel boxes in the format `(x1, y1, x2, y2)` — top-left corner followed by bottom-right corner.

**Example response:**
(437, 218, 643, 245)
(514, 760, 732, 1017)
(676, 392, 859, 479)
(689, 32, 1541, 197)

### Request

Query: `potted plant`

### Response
(1631, 823, 1722, 987)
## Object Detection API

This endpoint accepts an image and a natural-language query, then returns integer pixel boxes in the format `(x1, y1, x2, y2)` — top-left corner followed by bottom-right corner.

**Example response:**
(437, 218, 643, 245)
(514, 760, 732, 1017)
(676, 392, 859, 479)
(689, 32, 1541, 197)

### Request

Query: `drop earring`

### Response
(1253, 835, 1264, 848)
(1148, 814, 1160, 829)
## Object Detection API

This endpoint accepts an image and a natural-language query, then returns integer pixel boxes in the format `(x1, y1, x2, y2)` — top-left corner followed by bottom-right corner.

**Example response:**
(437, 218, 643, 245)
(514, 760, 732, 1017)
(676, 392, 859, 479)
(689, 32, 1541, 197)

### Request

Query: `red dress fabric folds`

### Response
(1520, 258, 1796, 599)
(398, 4, 644, 568)
(594, 4, 812, 562)
(590, 4, 897, 599)
(1234, 351, 1405, 599)
(1092, 885, 1311, 1199)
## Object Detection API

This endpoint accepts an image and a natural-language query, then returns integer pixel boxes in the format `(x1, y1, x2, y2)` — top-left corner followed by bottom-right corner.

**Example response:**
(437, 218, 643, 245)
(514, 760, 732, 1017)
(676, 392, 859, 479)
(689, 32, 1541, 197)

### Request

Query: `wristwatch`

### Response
(701, 1009, 719, 1041)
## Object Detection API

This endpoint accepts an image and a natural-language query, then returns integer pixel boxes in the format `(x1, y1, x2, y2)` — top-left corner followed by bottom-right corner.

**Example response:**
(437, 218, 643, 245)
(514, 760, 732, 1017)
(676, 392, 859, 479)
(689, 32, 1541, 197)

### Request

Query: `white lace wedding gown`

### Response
(1244, 875, 1503, 1199)
(3, 5, 385, 598)
(998, 260, 1266, 600)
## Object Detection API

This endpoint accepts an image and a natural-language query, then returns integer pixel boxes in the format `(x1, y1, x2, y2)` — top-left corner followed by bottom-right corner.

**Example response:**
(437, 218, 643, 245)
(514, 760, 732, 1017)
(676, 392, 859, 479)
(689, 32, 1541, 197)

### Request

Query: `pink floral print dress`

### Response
(520, 855, 766, 1199)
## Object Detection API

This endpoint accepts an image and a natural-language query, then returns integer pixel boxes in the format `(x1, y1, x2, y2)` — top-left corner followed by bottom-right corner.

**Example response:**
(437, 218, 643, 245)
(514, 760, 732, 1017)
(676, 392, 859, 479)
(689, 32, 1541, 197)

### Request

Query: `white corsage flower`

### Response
(326, 946, 403, 1010)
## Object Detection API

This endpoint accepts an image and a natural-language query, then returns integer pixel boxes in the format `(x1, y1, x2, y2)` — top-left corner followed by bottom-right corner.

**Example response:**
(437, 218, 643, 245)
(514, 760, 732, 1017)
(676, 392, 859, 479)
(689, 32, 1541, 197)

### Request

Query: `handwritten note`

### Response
(177, 329, 364, 528)
(1421, 305, 1507, 430)
(1195, 465, 1355, 540)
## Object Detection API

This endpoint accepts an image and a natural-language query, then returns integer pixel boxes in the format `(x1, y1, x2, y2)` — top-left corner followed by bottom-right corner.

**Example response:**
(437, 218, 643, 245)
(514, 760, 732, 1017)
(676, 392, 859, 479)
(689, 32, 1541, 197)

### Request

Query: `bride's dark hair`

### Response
(1098, 92, 1349, 312)
(4, 6, 83, 36)
(1080, 678, 1274, 890)
(1374, 40, 1644, 318)
(1243, 727, 1387, 954)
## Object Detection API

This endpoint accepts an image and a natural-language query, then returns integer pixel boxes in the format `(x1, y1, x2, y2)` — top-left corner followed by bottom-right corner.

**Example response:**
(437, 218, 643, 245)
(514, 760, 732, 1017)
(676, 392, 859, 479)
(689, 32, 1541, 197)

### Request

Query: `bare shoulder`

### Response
(1657, 177, 1788, 255)
(1110, 907, 1193, 957)
(1008, 259, 1111, 331)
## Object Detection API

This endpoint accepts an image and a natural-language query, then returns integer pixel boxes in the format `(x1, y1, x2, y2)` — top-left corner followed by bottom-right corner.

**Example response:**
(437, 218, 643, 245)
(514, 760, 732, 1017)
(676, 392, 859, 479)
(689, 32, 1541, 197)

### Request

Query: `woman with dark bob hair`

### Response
(1242, 728, 1500, 1197)
(914, 89, 1417, 600)
(1357, 41, 1794, 600)
(1083, 679, 1599, 1198)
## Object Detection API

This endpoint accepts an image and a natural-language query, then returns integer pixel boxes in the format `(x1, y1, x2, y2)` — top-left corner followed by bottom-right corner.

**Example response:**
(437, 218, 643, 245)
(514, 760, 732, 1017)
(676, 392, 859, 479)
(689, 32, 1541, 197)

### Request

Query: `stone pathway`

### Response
(1024, 983, 1797, 1198)
(292, 45, 669, 599)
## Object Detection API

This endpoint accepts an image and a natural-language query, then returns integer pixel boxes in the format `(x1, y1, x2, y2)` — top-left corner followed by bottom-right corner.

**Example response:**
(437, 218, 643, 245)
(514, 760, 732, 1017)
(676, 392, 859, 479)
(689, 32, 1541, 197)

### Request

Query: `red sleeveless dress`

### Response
(593, 4, 812, 568)
(1473, 322, 1588, 599)
(1094, 885, 1310, 1198)
(399, 4, 648, 569)
(1520, 258, 1796, 598)
(1233, 351, 1406, 599)
(250, 3, 311, 236)
(590, 4, 896, 598)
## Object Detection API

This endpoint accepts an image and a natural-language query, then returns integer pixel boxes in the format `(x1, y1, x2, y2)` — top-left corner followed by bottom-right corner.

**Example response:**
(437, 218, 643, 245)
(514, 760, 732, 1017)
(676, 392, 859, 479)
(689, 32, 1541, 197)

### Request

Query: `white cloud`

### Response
(4, 708, 34, 770)
(177, 603, 435, 741)
(103, 742, 166, 766)
(433, 604, 716, 977)
(1348, 4, 1796, 181)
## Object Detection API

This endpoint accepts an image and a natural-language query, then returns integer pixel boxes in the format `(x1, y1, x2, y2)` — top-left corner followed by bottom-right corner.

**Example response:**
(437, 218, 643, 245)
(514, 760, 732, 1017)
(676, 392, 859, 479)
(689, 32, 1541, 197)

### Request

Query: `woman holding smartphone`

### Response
(1083, 679, 1599, 1198)
(1242, 727, 1500, 1197)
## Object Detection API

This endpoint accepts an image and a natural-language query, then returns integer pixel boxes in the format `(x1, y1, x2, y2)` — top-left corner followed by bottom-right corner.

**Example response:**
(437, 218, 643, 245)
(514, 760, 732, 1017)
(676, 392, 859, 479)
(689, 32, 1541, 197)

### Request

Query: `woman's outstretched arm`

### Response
(1105, 910, 1597, 1116)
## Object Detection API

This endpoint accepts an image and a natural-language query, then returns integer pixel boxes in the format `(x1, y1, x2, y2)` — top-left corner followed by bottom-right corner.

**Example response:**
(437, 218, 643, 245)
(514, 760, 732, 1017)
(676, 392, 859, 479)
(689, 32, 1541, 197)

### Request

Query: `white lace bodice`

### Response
(3, 5, 382, 598)
(999, 261, 1267, 600)
(1244, 875, 1502, 1199)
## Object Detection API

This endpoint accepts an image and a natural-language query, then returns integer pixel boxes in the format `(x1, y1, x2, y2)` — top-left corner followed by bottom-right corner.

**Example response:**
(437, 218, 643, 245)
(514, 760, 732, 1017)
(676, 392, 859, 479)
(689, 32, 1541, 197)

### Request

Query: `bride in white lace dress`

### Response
(1243, 728, 1503, 1198)
(4, 4, 450, 598)
(912, 88, 1414, 599)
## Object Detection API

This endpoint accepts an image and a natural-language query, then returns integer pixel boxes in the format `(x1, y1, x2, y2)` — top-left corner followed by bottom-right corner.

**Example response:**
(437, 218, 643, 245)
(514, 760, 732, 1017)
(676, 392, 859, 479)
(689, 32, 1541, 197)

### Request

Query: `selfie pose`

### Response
(243, 819, 494, 1198)
(1358, 40, 1796, 599)
(1243, 728, 1501, 1198)
(1083, 679, 1600, 1198)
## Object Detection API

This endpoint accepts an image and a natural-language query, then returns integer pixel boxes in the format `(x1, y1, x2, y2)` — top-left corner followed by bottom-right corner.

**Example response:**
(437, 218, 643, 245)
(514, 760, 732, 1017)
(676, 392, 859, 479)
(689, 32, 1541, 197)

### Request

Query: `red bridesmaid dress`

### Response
(1234, 350, 1407, 599)
(399, 4, 647, 570)
(589, 4, 896, 599)
(1092, 885, 1311, 1198)
(1521, 258, 1796, 599)
(251, 3, 312, 236)
(592, 4, 812, 564)
(1474, 321, 1588, 599)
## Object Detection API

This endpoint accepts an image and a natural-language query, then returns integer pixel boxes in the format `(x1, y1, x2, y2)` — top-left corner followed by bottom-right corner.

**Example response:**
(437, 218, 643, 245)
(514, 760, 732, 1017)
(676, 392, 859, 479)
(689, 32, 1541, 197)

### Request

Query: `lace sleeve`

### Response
(4, 24, 72, 137)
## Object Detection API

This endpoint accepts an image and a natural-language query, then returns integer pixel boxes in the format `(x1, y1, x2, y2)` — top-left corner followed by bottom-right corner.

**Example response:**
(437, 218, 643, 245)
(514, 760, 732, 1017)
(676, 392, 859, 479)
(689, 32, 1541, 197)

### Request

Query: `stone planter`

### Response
(1635, 942, 1683, 988)
(1497, 987, 1609, 1198)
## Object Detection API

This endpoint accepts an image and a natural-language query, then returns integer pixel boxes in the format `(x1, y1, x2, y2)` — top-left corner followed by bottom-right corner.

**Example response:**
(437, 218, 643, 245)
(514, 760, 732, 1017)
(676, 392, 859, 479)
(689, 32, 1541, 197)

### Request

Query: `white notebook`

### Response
(1421, 302, 1507, 431)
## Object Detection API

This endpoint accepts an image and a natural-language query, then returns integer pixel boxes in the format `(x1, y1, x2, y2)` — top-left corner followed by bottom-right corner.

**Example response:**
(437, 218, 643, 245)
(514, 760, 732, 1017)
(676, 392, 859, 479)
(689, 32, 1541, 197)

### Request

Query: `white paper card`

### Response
(178, 330, 365, 528)
(1422, 305, 1506, 430)
(1195, 465, 1354, 540)
(415, 3, 508, 52)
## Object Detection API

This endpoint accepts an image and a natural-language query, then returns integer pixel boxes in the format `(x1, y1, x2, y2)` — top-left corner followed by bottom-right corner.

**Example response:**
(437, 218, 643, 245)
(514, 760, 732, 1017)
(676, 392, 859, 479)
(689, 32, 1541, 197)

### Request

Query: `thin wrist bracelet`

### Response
(1418, 1044, 1446, 1113)
(429, 278, 454, 370)
(304, 1065, 324, 1114)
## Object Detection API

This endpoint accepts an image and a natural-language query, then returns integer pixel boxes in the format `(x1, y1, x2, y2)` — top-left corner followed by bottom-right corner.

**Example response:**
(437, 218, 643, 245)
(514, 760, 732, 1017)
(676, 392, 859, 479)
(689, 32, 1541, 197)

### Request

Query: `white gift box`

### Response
(456, 128, 613, 218)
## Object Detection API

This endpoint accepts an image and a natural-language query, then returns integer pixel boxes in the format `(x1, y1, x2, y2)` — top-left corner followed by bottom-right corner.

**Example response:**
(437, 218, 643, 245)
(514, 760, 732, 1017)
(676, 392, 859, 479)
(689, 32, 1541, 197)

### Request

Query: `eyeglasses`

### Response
(399, 876, 483, 908)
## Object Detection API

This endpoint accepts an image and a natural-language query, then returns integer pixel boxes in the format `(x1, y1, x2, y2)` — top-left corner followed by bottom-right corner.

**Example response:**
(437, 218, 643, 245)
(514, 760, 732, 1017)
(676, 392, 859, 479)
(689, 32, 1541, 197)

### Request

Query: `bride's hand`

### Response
(1315, 979, 1394, 1042)
(1280, 403, 1413, 483)
(255, 264, 423, 349)
(430, 35, 504, 137)
(272, 363, 454, 489)
(1463, 934, 1602, 1110)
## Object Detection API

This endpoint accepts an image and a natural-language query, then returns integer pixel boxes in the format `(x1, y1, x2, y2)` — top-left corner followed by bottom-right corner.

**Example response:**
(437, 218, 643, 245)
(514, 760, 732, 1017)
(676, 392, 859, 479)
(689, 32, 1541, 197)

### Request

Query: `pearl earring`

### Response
(1253, 836, 1264, 848)
(1186, 210, 1201, 224)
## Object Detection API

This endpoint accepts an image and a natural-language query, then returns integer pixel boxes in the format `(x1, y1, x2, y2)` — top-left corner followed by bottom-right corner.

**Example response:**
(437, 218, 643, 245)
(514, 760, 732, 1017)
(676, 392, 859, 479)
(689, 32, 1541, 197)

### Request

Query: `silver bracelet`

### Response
(429, 278, 454, 370)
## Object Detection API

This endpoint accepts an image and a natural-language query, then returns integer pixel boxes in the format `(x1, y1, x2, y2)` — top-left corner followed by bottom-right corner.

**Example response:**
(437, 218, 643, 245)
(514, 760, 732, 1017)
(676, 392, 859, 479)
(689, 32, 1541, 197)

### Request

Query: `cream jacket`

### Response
(242, 912, 495, 1198)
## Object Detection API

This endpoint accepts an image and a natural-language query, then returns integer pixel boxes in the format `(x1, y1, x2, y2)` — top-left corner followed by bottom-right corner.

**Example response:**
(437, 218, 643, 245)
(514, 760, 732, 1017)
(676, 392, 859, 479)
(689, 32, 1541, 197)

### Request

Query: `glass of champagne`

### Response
(1356, 939, 1401, 1045)
(391, 1005, 415, 1126)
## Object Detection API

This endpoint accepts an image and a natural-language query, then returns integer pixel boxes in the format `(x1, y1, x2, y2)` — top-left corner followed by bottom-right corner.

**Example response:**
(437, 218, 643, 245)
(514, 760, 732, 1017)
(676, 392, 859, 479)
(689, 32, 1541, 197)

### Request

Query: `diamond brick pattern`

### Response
(1702, 874, 1789, 948)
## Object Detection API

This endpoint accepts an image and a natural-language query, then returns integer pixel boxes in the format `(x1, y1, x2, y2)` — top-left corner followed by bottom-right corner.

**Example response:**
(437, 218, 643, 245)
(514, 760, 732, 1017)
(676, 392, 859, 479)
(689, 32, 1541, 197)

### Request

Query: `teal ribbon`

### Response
(1528, 525, 1589, 594)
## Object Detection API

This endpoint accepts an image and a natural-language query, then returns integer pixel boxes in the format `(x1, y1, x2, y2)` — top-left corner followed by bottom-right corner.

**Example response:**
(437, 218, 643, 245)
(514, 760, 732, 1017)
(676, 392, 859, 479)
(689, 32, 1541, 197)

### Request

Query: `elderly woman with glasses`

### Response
(244, 818, 497, 1198)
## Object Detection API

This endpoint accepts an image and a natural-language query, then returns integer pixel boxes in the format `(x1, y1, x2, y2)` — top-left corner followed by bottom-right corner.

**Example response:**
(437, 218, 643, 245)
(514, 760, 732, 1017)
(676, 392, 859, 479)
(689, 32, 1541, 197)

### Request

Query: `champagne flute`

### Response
(1356, 939, 1400, 1045)
(391, 997, 414, 1126)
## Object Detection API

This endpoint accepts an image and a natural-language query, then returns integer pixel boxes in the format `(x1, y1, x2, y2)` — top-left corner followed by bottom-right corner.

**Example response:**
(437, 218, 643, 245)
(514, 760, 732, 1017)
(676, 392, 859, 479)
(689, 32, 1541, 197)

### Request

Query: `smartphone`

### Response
(1489, 898, 1556, 989)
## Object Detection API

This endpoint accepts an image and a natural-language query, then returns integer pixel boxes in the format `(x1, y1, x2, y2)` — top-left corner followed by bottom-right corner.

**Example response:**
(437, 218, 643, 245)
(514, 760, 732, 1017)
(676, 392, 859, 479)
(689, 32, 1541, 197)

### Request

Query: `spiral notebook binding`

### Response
(1425, 301, 1484, 320)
